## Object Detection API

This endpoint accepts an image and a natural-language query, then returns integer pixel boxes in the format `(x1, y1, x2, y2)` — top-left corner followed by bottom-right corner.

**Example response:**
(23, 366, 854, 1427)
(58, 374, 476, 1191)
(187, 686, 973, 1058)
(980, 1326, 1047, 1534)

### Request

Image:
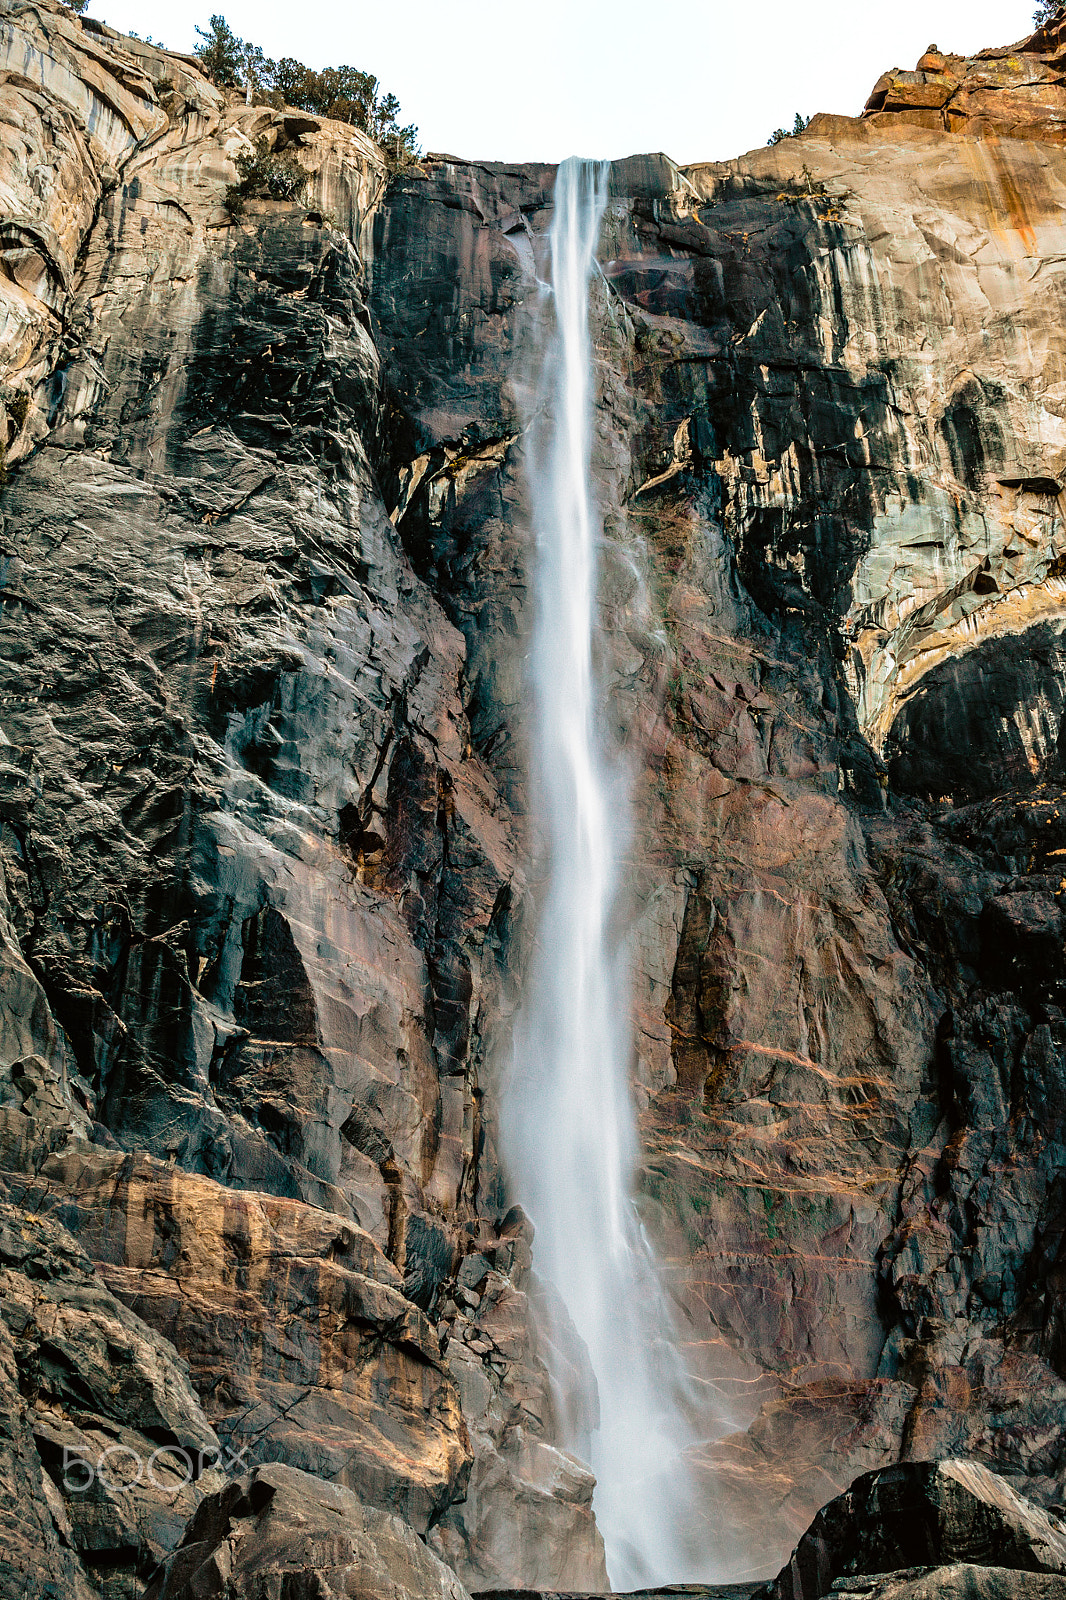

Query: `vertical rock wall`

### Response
(365, 28, 1066, 1566)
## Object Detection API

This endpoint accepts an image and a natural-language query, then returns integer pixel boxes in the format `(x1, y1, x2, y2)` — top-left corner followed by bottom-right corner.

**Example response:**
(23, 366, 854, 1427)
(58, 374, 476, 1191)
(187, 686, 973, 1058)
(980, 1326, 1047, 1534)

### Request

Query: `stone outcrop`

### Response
(4, 1149, 469, 1531)
(428, 1253, 607, 1590)
(6, 0, 1066, 1592)
(822, 1570, 1066, 1600)
(860, 19, 1066, 144)
(143, 1460, 472, 1600)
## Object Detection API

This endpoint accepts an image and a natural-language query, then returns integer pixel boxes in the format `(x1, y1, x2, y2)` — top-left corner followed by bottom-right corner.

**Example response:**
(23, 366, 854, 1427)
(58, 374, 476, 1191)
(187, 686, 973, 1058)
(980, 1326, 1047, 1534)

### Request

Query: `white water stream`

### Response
(504, 157, 716, 1589)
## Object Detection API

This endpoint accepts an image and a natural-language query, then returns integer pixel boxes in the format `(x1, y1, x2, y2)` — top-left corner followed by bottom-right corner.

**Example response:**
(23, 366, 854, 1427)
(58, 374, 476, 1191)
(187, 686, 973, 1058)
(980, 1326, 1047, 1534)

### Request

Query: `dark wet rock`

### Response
(405, 1210, 458, 1310)
(885, 624, 1066, 805)
(980, 890, 1066, 996)
(458, 1252, 492, 1292)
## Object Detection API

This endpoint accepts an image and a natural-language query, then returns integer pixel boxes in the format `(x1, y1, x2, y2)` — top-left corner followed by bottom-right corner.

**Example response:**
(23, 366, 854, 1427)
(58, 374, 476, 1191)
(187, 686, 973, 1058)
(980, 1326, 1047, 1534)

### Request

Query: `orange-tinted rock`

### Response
(0, 1198, 225, 1598)
(861, 22, 1066, 143)
(6, 1149, 470, 1532)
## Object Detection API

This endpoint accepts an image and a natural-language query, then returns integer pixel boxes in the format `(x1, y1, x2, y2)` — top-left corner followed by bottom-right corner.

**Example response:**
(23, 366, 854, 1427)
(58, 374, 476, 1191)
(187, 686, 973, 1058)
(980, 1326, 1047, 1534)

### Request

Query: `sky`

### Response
(86, 0, 1040, 165)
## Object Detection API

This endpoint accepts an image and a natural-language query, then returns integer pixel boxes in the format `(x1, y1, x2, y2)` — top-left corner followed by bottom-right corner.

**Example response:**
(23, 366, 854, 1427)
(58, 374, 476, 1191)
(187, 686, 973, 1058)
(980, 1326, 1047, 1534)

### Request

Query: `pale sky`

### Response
(88, 0, 1039, 165)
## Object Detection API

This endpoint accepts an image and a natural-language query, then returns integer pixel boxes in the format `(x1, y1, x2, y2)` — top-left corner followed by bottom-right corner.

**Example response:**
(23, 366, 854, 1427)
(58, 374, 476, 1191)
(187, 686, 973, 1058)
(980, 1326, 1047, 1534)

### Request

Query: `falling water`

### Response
(504, 157, 716, 1589)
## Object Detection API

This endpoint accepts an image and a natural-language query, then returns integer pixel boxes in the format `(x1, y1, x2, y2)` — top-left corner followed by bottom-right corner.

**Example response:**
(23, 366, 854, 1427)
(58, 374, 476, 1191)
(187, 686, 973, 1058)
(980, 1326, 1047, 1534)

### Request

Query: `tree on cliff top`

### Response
(194, 15, 418, 161)
(1034, 0, 1065, 24)
(194, 16, 243, 87)
(768, 112, 810, 145)
(195, 16, 273, 102)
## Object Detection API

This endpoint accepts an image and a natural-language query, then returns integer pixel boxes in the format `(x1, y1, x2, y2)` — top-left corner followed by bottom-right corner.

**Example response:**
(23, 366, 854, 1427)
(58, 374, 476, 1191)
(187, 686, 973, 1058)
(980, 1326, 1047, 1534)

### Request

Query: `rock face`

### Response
(826, 1571, 1066, 1600)
(6, 0, 1066, 1593)
(366, 76, 1066, 1566)
(0, 1197, 223, 1600)
(4, 1149, 467, 1531)
(0, 0, 598, 1588)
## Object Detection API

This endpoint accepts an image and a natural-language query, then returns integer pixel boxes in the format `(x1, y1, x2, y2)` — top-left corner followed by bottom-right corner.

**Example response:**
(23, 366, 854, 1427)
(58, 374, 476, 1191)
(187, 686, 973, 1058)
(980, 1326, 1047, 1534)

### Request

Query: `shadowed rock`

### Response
(756, 1460, 1066, 1600)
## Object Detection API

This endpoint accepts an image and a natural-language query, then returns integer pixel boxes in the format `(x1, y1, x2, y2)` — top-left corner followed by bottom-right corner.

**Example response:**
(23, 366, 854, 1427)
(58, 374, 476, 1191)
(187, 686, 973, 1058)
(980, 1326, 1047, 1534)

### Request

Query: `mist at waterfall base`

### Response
(501, 158, 731, 1588)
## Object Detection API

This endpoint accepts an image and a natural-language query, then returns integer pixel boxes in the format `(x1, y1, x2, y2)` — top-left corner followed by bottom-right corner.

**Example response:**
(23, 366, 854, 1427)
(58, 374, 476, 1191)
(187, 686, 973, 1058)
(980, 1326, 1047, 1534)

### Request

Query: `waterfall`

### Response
(504, 157, 716, 1589)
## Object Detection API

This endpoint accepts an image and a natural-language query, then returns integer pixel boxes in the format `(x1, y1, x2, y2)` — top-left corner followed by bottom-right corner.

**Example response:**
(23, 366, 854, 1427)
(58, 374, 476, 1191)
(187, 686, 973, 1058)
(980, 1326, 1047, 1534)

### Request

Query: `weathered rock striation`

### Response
(0, 1198, 224, 1600)
(6, 0, 1066, 1592)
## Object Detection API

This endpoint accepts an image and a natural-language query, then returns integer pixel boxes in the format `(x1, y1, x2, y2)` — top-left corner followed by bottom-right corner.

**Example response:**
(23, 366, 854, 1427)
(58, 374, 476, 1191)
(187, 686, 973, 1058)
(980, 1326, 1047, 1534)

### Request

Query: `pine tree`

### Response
(194, 15, 244, 89)
(767, 112, 810, 146)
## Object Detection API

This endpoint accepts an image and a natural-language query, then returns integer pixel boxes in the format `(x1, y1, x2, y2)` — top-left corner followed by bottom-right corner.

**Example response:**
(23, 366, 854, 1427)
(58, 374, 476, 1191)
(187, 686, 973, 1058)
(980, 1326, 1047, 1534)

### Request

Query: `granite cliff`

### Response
(4, 1, 1066, 1594)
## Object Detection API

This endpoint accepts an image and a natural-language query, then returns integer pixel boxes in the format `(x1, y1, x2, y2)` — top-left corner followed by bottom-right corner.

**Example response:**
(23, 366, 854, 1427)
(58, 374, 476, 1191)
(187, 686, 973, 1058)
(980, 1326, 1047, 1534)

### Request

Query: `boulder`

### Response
(144, 1460, 472, 1600)
(758, 1461, 1066, 1600)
